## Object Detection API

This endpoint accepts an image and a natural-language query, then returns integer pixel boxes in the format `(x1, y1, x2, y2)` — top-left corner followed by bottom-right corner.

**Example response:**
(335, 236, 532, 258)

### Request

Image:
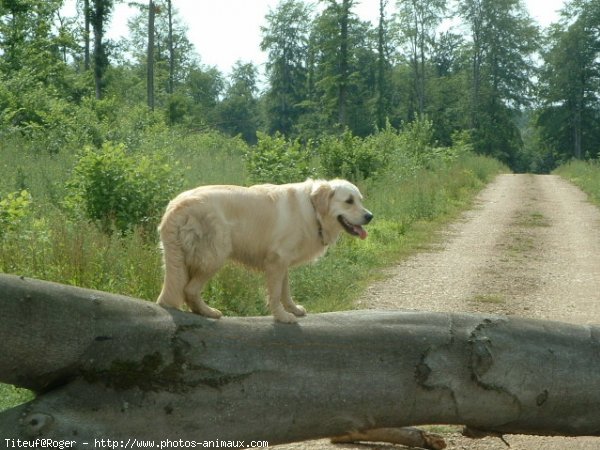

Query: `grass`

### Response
(0, 133, 507, 412)
(516, 211, 550, 228)
(470, 294, 505, 304)
(554, 159, 600, 207)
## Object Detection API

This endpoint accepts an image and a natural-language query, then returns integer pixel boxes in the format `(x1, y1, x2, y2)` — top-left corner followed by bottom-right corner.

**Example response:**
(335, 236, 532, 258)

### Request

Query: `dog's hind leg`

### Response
(157, 236, 188, 310)
(281, 271, 306, 317)
(184, 270, 223, 319)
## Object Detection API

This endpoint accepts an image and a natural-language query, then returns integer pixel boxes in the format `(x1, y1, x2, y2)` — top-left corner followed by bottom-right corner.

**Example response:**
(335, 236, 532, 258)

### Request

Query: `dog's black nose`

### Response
(364, 212, 374, 223)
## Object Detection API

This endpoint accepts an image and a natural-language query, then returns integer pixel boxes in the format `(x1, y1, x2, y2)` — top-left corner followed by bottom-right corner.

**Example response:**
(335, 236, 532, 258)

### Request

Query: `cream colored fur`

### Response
(157, 178, 372, 323)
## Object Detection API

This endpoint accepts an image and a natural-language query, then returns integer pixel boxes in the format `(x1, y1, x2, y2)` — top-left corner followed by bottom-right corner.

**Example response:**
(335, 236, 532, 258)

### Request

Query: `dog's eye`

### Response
(345, 197, 354, 205)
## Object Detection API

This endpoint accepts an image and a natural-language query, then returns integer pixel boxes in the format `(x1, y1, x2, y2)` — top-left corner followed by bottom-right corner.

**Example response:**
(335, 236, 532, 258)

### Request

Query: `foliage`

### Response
(1, 0, 590, 170)
(458, 0, 539, 167)
(244, 132, 316, 184)
(305, 0, 378, 137)
(64, 142, 182, 234)
(0, 190, 32, 237)
(395, 0, 447, 116)
(126, 0, 196, 92)
(89, 0, 115, 99)
(0, 384, 33, 413)
(320, 128, 388, 179)
(215, 62, 260, 144)
(319, 117, 448, 180)
(536, 0, 600, 162)
(260, 0, 312, 135)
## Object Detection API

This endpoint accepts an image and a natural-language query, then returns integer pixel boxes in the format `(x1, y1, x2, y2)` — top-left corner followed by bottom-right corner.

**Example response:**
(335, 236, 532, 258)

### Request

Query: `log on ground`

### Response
(0, 274, 599, 444)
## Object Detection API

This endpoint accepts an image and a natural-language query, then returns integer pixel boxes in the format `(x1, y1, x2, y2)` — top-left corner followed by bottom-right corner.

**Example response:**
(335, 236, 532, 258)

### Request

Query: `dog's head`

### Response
(311, 179, 373, 240)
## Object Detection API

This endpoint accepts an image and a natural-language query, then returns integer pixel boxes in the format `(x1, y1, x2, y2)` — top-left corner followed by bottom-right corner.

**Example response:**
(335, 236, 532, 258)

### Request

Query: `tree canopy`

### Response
(0, 0, 598, 171)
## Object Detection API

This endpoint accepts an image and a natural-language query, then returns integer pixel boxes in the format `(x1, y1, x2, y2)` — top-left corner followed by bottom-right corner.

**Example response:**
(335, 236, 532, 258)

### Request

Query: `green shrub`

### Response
(244, 131, 316, 184)
(65, 142, 182, 234)
(0, 190, 32, 237)
(320, 129, 387, 180)
(318, 119, 446, 181)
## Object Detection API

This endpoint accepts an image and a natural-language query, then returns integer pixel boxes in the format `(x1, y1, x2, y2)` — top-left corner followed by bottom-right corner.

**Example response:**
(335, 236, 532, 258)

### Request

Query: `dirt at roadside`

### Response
(275, 174, 600, 450)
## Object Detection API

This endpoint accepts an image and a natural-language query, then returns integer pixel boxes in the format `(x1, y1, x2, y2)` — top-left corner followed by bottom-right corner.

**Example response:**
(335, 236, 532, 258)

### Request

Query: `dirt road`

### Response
(276, 174, 600, 450)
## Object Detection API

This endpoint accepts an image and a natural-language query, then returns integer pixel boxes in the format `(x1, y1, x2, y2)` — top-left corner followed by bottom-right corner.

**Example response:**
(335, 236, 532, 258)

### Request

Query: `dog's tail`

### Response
(156, 208, 188, 309)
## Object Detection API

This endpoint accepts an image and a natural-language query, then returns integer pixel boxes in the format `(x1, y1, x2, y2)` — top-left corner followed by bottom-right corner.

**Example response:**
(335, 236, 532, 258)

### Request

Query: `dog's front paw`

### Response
(283, 299, 307, 317)
(204, 307, 223, 319)
(290, 304, 307, 317)
(189, 301, 223, 319)
(273, 310, 298, 324)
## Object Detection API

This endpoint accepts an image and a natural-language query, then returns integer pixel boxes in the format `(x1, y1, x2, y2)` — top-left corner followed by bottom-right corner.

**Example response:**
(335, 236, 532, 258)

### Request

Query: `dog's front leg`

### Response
(265, 262, 298, 324)
(281, 271, 307, 317)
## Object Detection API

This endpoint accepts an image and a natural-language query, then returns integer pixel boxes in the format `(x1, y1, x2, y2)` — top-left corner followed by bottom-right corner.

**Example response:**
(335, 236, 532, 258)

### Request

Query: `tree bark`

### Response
(337, 0, 351, 127)
(90, 0, 111, 100)
(147, 0, 155, 110)
(83, 0, 91, 71)
(167, 0, 174, 95)
(376, 0, 388, 130)
(1, 274, 600, 444)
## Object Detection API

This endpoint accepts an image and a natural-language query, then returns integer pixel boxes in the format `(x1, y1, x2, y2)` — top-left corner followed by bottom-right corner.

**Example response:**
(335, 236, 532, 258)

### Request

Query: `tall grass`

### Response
(0, 136, 76, 205)
(554, 159, 600, 207)
(0, 130, 249, 301)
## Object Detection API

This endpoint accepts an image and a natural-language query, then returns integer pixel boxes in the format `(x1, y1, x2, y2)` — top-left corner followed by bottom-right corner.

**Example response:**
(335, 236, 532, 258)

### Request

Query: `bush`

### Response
(244, 132, 317, 184)
(65, 142, 182, 234)
(0, 190, 32, 237)
(320, 129, 386, 180)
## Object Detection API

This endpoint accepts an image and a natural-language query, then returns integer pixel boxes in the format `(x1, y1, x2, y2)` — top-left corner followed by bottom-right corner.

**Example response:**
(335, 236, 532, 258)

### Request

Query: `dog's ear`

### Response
(311, 182, 335, 217)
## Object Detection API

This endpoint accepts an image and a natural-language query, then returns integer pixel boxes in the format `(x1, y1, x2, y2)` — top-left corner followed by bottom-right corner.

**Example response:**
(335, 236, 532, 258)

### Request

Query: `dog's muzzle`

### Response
(338, 212, 373, 240)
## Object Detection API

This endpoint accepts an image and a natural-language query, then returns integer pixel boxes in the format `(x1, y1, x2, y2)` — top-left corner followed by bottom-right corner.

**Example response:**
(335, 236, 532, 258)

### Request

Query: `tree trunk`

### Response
(1, 274, 600, 444)
(147, 0, 155, 110)
(337, 0, 351, 127)
(84, 0, 91, 71)
(376, 0, 388, 129)
(90, 0, 110, 100)
(573, 105, 582, 159)
(167, 0, 174, 95)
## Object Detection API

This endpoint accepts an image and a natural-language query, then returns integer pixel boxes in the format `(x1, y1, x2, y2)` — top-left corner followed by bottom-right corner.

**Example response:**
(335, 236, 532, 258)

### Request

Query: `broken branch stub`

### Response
(0, 274, 599, 443)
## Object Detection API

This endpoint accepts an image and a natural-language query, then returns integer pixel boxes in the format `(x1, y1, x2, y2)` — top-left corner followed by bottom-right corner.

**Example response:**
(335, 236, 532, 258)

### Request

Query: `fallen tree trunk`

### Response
(1, 274, 600, 445)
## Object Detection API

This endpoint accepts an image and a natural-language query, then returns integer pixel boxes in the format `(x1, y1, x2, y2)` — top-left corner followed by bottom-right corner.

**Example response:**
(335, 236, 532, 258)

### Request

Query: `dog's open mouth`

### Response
(338, 215, 368, 240)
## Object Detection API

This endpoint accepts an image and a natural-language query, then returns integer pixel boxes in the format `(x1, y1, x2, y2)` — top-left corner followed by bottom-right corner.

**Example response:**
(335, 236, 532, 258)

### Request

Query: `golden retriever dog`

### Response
(157, 179, 373, 323)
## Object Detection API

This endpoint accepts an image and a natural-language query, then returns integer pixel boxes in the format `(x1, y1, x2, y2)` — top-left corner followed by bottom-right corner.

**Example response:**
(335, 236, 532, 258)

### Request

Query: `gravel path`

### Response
(275, 174, 600, 450)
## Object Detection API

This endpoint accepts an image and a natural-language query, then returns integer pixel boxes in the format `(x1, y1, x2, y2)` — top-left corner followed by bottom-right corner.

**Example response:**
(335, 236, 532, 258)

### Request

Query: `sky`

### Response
(64, 0, 566, 76)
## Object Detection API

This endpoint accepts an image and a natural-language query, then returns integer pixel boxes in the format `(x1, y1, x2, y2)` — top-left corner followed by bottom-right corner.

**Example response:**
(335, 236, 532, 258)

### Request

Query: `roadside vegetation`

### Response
(554, 160, 600, 207)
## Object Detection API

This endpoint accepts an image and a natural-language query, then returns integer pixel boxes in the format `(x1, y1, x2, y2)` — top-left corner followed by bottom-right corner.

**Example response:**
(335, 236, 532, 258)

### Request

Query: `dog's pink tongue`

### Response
(355, 226, 368, 240)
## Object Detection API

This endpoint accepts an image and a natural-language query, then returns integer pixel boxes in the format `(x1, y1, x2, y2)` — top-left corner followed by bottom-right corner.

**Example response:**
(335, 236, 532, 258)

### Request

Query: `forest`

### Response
(0, 0, 599, 172)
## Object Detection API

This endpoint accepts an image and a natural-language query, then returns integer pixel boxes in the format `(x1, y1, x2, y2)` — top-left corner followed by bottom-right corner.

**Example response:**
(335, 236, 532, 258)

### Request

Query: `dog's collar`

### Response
(316, 218, 326, 246)
(311, 205, 327, 246)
